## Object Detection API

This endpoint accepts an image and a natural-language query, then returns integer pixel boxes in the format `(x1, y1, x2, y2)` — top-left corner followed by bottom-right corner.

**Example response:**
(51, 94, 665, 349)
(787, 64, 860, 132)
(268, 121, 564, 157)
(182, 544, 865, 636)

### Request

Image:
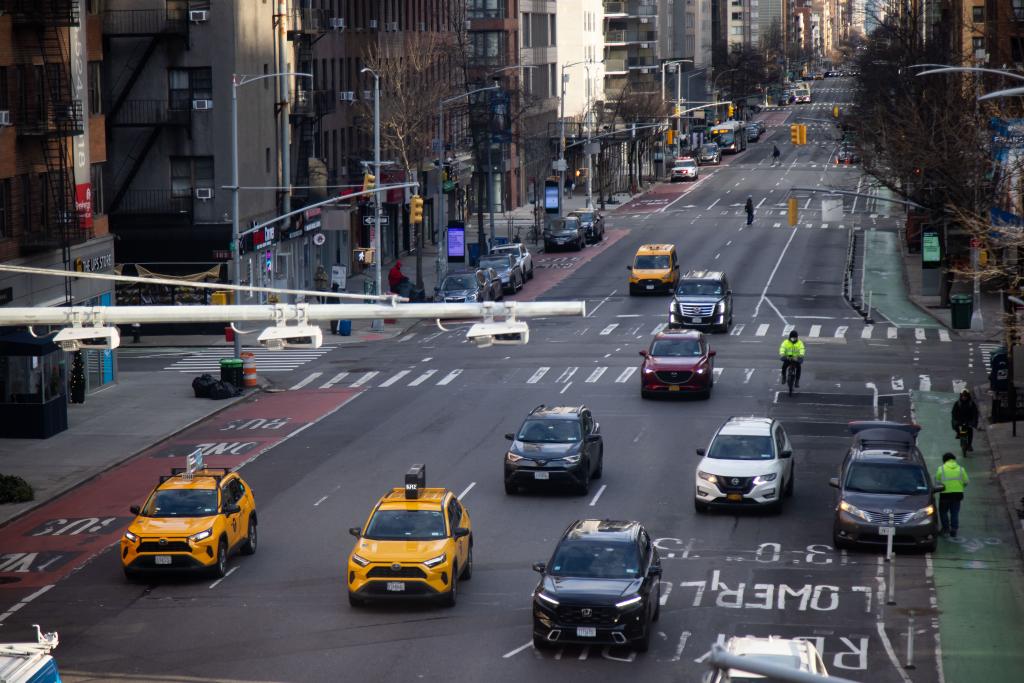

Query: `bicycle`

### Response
(782, 358, 802, 396)
(955, 423, 971, 458)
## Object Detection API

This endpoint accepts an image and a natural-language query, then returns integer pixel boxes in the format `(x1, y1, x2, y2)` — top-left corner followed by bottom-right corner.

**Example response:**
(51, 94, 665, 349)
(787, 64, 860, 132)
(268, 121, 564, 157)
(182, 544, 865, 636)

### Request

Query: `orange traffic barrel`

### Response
(240, 351, 258, 388)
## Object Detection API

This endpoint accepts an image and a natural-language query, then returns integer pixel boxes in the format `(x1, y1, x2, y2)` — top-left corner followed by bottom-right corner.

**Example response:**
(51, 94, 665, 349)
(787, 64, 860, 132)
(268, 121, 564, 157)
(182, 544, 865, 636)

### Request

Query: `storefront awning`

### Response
(0, 331, 60, 357)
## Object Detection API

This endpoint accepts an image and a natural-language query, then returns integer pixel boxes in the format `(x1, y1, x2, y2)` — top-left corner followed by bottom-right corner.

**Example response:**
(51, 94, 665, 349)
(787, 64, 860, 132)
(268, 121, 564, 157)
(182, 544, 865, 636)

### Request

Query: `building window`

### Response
(971, 6, 983, 22)
(90, 163, 104, 216)
(0, 178, 9, 238)
(972, 37, 985, 50)
(549, 14, 556, 46)
(1014, 0, 1024, 21)
(168, 67, 213, 110)
(88, 62, 102, 115)
(170, 157, 214, 197)
(1013, 37, 1024, 63)
(549, 63, 557, 98)
(522, 12, 530, 47)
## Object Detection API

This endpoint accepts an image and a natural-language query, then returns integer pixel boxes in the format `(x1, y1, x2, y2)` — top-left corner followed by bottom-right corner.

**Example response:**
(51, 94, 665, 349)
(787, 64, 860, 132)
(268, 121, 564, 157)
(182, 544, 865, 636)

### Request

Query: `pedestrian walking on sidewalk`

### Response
(772, 144, 781, 167)
(935, 452, 969, 537)
(314, 263, 329, 303)
(745, 196, 754, 225)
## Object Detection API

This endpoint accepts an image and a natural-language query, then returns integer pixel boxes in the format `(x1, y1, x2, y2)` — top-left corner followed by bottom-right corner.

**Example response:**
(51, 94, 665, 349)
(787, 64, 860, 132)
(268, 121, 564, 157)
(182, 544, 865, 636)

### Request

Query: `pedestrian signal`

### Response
(666, 130, 674, 145)
(409, 195, 424, 224)
(354, 247, 375, 265)
(787, 197, 799, 226)
(832, 105, 840, 119)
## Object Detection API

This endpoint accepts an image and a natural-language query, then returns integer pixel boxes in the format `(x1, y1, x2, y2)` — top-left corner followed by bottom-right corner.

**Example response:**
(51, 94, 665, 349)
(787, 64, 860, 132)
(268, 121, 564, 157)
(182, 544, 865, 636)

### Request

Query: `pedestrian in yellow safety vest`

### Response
(935, 452, 968, 538)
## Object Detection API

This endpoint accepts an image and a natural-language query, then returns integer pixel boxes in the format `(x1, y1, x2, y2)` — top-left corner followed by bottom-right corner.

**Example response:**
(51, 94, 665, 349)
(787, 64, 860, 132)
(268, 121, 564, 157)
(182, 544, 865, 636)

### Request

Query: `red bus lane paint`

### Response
(509, 228, 628, 302)
(0, 389, 360, 596)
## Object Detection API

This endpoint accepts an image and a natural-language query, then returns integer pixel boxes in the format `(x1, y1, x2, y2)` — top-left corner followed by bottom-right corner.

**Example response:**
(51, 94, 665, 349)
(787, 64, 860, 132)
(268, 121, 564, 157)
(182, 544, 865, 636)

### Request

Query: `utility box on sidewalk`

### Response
(950, 294, 973, 329)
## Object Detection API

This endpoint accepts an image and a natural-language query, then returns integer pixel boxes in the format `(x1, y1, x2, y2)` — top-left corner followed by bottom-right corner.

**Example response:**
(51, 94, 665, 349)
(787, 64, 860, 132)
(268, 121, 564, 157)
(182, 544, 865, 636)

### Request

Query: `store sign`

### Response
(303, 207, 322, 232)
(253, 225, 276, 248)
(74, 253, 113, 273)
(922, 231, 940, 264)
(75, 183, 93, 228)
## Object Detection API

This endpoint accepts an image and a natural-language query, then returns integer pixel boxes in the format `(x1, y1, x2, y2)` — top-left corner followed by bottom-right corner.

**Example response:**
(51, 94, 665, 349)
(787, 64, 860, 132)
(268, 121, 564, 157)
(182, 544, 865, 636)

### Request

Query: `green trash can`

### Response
(219, 358, 244, 387)
(950, 294, 973, 330)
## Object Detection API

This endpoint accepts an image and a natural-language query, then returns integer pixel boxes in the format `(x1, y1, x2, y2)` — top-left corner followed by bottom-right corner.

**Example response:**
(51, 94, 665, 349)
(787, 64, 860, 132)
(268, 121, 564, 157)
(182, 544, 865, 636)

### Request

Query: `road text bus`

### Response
(708, 120, 748, 153)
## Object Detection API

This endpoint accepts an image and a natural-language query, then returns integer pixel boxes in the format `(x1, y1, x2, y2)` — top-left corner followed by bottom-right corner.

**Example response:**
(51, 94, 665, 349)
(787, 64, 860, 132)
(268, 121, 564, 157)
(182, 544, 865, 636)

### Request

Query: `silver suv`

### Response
(669, 270, 733, 332)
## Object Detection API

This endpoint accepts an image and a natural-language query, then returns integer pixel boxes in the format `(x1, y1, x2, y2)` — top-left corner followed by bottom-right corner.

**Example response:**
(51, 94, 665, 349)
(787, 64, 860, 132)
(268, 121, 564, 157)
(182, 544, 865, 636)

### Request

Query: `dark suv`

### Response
(669, 270, 733, 332)
(543, 217, 585, 252)
(830, 421, 941, 552)
(532, 519, 661, 652)
(504, 405, 603, 495)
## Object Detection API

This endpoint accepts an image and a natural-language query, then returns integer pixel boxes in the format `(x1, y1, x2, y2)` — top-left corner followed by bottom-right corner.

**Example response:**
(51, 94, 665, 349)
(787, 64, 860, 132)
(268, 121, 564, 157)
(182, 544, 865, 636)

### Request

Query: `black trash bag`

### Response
(209, 380, 237, 400)
(192, 373, 217, 398)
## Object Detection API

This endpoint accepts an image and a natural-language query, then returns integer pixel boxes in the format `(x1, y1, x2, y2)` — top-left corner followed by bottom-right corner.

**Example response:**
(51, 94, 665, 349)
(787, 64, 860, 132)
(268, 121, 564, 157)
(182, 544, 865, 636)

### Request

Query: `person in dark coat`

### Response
(745, 196, 754, 225)
(951, 390, 980, 451)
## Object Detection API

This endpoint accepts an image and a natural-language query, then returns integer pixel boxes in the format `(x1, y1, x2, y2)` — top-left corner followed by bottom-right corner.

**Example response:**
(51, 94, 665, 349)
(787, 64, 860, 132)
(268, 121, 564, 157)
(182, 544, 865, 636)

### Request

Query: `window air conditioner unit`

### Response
(368, 19, 378, 29)
(195, 187, 213, 200)
(189, 10, 209, 23)
(974, 49, 988, 60)
(329, 17, 345, 29)
(387, 22, 398, 32)
(0, 110, 10, 126)
(362, 90, 373, 101)
(192, 99, 213, 110)
(338, 91, 355, 101)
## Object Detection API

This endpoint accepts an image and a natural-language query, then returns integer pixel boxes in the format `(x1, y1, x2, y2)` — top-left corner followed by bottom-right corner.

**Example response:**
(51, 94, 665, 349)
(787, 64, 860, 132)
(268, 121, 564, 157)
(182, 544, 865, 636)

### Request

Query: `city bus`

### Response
(793, 82, 811, 103)
(708, 120, 748, 154)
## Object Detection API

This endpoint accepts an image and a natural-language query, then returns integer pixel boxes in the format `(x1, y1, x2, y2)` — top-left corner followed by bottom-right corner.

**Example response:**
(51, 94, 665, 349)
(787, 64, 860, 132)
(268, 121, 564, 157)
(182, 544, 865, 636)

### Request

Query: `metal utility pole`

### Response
(487, 87, 495, 250)
(362, 67, 383, 332)
(559, 60, 601, 216)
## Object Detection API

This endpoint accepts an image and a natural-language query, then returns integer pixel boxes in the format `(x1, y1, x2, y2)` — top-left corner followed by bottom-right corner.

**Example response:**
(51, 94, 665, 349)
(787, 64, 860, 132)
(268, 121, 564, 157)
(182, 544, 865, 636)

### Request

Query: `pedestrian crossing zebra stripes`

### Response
(164, 346, 334, 373)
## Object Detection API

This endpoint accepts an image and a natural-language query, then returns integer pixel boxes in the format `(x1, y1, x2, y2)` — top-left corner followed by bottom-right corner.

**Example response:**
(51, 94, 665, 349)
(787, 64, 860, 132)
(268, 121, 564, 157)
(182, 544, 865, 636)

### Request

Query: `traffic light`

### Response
(409, 195, 424, 224)
(790, 124, 801, 144)
(799, 124, 807, 145)
(362, 172, 376, 193)
(354, 247, 375, 265)
(727, 104, 734, 118)
(787, 197, 799, 226)
(666, 130, 674, 145)
(832, 105, 840, 119)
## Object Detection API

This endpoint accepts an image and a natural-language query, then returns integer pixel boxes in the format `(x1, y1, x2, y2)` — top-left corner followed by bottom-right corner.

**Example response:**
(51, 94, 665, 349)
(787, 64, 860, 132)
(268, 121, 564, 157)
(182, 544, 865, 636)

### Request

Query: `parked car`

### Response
(697, 142, 721, 165)
(531, 519, 661, 652)
(491, 242, 535, 280)
(568, 210, 605, 244)
(544, 216, 585, 252)
(747, 122, 762, 142)
(639, 329, 716, 399)
(830, 421, 940, 552)
(836, 143, 860, 165)
(669, 270, 733, 332)
(694, 416, 794, 513)
(670, 158, 699, 182)
(703, 636, 829, 682)
(504, 404, 603, 495)
(434, 268, 501, 303)
(478, 252, 524, 294)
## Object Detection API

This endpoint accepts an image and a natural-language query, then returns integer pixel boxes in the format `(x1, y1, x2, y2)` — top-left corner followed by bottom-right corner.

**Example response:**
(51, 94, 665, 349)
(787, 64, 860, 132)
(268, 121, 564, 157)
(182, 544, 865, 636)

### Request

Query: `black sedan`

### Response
(569, 210, 605, 244)
(504, 404, 603, 495)
(532, 519, 661, 652)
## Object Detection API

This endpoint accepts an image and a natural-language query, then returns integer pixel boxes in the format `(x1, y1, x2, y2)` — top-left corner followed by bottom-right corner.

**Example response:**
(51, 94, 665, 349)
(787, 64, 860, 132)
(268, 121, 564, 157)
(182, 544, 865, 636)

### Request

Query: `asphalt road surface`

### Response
(2, 78, 979, 683)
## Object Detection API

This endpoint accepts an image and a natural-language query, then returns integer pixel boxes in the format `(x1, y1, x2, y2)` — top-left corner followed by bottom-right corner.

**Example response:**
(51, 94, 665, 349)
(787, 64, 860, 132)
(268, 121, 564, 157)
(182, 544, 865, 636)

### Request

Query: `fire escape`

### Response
(8, 0, 88, 304)
(102, 4, 189, 215)
(285, 6, 334, 204)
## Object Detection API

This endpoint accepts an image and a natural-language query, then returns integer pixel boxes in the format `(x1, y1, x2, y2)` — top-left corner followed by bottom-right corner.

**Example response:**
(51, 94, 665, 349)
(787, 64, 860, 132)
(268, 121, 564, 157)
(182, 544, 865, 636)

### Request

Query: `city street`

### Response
(0, 79, 995, 682)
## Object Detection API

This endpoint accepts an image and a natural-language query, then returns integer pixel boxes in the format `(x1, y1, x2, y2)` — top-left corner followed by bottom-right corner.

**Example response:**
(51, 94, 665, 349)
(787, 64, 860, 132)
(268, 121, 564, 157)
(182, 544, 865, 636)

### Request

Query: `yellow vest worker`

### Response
(935, 452, 968, 537)
(778, 331, 806, 386)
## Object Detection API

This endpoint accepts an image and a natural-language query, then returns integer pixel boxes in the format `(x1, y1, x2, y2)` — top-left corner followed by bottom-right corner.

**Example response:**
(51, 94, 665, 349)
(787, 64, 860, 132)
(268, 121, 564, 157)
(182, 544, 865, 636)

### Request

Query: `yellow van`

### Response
(627, 244, 679, 295)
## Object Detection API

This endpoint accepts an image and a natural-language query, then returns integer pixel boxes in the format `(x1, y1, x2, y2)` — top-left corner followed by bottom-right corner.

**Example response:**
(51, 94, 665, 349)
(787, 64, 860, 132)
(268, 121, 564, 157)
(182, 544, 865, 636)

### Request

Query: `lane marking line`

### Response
(0, 585, 54, 624)
(398, 333, 416, 342)
(527, 367, 550, 384)
(379, 370, 411, 387)
(314, 495, 329, 506)
(320, 372, 349, 389)
(290, 372, 322, 390)
(560, 381, 573, 394)
(557, 367, 578, 383)
(752, 226, 798, 319)
(651, 322, 667, 335)
(458, 482, 476, 500)
(209, 566, 238, 590)
(589, 484, 608, 506)
(437, 369, 463, 386)
(503, 641, 533, 658)
(616, 367, 637, 383)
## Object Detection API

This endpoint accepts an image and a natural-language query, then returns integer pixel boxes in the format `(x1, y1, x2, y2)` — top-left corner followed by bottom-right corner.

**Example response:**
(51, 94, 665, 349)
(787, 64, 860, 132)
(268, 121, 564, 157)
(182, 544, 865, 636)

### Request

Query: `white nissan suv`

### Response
(694, 417, 794, 513)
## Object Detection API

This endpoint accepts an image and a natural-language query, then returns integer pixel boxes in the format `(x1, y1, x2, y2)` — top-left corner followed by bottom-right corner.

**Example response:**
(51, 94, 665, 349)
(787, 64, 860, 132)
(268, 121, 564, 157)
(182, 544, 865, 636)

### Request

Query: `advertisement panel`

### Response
(990, 117, 1024, 233)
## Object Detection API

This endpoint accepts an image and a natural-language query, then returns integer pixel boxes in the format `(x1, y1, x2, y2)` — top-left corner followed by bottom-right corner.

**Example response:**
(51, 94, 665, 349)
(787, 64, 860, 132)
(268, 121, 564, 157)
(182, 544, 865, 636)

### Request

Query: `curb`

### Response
(976, 384, 1024, 561)
(0, 388, 260, 531)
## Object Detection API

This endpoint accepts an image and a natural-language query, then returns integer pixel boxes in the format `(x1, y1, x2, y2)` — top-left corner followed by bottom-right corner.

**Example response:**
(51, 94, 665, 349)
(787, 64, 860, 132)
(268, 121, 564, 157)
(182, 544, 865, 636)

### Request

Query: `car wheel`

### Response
(348, 592, 365, 607)
(785, 468, 795, 498)
(211, 538, 228, 578)
(461, 543, 473, 581)
(240, 516, 258, 555)
(832, 532, 849, 551)
(653, 586, 661, 622)
(533, 634, 555, 651)
(577, 466, 591, 496)
(443, 566, 458, 607)
(593, 449, 603, 479)
(694, 499, 709, 514)
(504, 480, 516, 494)
(516, 274, 523, 292)
(634, 622, 652, 653)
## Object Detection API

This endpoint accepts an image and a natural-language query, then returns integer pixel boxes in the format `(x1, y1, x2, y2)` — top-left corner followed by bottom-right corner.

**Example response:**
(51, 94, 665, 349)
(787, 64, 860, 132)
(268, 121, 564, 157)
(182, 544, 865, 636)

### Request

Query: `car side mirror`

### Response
(453, 527, 470, 538)
(726, 290, 732, 296)
(779, 449, 792, 459)
(130, 505, 140, 515)
(626, 265, 632, 271)
(222, 503, 241, 515)
(587, 433, 601, 443)
(933, 483, 945, 494)
(709, 350, 717, 357)
(648, 562, 662, 577)
(674, 264, 679, 269)
(434, 287, 439, 293)
(532, 562, 547, 573)
(696, 447, 706, 456)
(349, 527, 362, 537)
(828, 477, 840, 489)
(639, 350, 649, 358)
(505, 432, 515, 441)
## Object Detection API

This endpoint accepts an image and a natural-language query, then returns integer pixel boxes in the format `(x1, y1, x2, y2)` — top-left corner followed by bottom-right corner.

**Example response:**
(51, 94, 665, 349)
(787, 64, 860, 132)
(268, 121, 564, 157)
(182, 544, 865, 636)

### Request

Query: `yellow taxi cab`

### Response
(120, 452, 257, 579)
(628, 243, 679, 295)
(347, 465, 473, 607)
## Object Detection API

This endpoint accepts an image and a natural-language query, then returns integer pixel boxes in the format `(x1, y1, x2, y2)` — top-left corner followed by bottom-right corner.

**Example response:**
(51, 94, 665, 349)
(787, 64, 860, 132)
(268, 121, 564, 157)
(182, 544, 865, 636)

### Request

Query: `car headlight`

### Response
(839, 500, 870, 522)
(754, 473, 778, 484)
(716, 300, 726, 313)
(189, 528, 213, 543)
(351, 553, 371, 567)
(560, 454, 582, 465)
(536, 591, 560, 606)
(695, 364, 707, 374)
(423, 553, 447, 568)
(465, 292, 479, 302)
(910, 504, 935, 521)
(506, 452, 524, 463)
(616, 595, 643, 609)
(697, 470, 718, 483)
(124, 530, 138, 543)
(642, 365, 655, 374)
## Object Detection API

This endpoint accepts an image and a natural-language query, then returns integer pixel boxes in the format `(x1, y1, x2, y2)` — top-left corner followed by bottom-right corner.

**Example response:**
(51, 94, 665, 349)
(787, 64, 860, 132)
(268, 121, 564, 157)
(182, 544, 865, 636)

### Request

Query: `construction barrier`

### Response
(240, 351, 258, 388)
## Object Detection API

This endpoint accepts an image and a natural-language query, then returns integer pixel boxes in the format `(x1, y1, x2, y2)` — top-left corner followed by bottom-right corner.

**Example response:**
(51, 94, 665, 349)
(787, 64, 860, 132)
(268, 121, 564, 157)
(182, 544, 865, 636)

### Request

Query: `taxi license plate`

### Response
(534, 471, 550, 480)
(386, 581, 405, 592)
(645, 285, 655, 290)
(668, 386, 681, 392)
(691, 317, 703, 323)
(154, 555, 172, 565)
(576, 627, 597, 638)
(878, 526, 896, 536)
(727, 493, 743, 502)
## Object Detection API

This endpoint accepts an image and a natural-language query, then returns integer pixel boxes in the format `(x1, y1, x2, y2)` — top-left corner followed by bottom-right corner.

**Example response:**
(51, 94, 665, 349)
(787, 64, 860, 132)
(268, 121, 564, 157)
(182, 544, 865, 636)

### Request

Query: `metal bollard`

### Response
(887, 555, 896, 605)
(904, 610, 916, 669)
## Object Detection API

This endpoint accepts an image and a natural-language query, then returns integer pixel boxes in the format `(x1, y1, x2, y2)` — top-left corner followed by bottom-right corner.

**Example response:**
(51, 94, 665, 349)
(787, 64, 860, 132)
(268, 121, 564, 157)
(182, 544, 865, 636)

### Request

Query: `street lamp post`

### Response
(711, 68, 738, 119)
(686, 68, 708, 145)
(231, 71, 311, 359)
(660, 60, 692, 154)
(559, 60, 601, 217)
(361, 67, 384, 332)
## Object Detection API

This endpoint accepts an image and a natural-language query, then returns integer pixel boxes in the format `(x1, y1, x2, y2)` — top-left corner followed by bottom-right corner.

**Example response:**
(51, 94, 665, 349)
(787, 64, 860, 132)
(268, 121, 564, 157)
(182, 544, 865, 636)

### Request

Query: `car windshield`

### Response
(549, 541, 642, 579)
(650, 339, 702, 357)
(573, 212, 594, 222)
(730, 654, 804, 678)
(363, 509, 447, 540)
(442, 275, 475, 290)
(634, 255, 670, 269)
(142, 488, 219, 517)
(675, 160, 696, 169)
(707, 435, 775, 460)
(677, 281, 723, 296)
(517, 418, 582, 443)
(551, 219, 580, 233)
(702, 145, 717, 152)
(479, 256, 511, 270)
(844, 463, 930, 495)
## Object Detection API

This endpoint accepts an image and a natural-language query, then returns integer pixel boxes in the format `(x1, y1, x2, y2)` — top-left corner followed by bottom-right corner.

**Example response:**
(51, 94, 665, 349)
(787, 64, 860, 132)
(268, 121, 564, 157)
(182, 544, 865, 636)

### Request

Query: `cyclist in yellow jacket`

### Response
(779, 330, 806, 387)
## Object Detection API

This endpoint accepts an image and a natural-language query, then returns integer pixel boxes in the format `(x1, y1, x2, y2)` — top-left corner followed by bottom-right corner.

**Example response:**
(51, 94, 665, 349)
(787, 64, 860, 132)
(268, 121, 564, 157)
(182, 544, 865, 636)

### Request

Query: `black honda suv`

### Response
(532, 519, 661, 652)
(504, 405, 603, 495)
(669, 270, 733, 332)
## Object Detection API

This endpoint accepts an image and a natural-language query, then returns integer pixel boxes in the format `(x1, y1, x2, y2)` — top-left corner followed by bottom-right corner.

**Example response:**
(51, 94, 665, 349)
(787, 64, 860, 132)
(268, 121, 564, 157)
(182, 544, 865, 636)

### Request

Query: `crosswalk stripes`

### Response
(809, 324, 821, 337)
(527, 367, 550, 384)
(586, 367, 607, 383)
(938, 329, 951, 342)
(290, 372, 322, 390)
(164, 346, 334, 373)
(437, 369, 462, 385)
(350, 371, 379, 387)
(979, 343, 1002, 373)
(379, 370, 410, 387)
(887, 327, 898, 339)
(600, 324, 618, 336)
(756, 324, 769, 336)
(731, 324, 745, 336)
(556, 367, 578, 383)
(615, 367, 637, 383)
(834, 326, 847, 338)
(320, 372, 349, 389)
(408, 369, 437, 386)
(861, 326, 874, 339)
(915, 328, 926, 342)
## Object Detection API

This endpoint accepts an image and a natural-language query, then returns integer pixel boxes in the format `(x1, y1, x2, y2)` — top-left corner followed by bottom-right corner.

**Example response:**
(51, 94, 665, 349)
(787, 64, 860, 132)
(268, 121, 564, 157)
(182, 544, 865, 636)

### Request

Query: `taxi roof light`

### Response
(405, 464, 426, 500)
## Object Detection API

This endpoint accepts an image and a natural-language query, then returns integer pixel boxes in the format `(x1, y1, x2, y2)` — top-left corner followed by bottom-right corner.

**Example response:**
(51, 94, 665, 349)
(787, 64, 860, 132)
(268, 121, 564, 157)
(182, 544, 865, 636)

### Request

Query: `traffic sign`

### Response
(363, 215, 390, 226)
